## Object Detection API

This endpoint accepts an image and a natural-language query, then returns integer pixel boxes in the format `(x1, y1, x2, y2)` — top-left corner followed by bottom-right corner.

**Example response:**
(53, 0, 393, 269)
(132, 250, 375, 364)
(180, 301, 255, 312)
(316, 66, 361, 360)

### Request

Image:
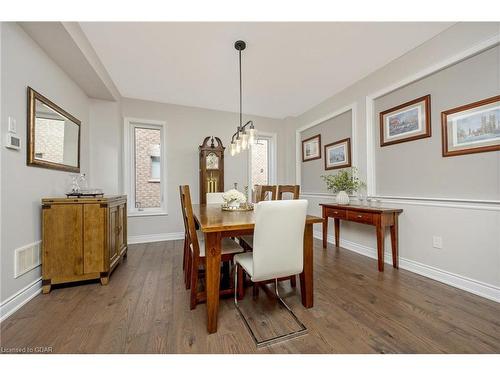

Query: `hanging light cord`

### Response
(239, 48, 242, 129)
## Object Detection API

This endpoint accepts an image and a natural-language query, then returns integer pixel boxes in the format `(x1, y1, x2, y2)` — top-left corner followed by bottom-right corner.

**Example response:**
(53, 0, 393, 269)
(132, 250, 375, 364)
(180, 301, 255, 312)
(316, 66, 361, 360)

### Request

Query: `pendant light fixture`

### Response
(230, 40, 257, 156)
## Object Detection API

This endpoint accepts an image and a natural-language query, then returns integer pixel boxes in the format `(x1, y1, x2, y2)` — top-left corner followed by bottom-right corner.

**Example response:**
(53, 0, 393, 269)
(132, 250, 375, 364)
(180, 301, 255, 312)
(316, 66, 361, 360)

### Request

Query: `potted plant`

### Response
(222, 189, 247, 208)
(321, 167, 365, 205)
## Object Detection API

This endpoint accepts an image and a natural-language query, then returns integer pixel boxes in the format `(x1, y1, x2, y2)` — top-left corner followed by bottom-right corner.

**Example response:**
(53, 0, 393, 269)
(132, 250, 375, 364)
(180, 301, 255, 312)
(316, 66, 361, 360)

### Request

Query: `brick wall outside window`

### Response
(135, 128, 161, 208)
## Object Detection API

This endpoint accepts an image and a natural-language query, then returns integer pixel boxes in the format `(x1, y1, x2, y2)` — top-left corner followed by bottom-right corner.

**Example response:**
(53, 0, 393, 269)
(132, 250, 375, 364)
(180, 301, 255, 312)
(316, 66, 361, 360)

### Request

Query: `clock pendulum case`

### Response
(199, 136, 225, 204)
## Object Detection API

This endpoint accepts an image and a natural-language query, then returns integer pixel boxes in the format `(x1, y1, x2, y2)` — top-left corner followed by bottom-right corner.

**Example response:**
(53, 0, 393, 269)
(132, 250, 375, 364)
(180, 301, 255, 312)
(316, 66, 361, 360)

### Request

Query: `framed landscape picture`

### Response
(324, 138, 351, 170)
(441, 95, 500, 157)
(379, 94, 431, 147)
(302, 134, 321, 162)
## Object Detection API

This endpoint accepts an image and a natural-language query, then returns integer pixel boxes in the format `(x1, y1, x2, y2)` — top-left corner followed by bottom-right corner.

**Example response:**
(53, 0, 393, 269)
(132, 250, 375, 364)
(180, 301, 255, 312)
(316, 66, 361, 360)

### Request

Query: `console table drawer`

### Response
(325, 207, 347, 219)
(347, 210, 375, 225)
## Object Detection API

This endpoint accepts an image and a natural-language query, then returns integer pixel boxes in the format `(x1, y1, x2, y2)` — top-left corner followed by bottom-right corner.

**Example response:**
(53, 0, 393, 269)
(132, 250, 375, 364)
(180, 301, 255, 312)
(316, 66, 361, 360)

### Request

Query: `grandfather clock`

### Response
(199, 136, 225, 204)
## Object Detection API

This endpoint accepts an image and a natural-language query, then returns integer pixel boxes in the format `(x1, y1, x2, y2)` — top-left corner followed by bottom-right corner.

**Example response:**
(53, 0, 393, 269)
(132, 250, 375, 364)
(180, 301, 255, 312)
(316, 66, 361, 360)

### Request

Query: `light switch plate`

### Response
(8, 116, 17, 133)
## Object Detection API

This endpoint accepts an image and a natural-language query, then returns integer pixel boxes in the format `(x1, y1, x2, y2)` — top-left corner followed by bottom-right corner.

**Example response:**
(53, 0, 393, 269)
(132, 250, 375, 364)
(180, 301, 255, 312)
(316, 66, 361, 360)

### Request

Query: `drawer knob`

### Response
(357, 215, 363, 218)
(334, 211, 338, 214)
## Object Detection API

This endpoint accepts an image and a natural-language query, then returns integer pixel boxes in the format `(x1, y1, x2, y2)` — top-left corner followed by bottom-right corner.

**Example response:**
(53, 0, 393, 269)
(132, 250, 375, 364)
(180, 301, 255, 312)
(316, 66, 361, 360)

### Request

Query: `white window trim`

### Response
(247, 132, 277, 196)
(123, 117, 168, 217)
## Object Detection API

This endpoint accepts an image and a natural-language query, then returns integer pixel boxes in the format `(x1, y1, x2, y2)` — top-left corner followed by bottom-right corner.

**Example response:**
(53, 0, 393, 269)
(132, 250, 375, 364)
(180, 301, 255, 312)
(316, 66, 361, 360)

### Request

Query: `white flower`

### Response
(222, 189, 247, 203)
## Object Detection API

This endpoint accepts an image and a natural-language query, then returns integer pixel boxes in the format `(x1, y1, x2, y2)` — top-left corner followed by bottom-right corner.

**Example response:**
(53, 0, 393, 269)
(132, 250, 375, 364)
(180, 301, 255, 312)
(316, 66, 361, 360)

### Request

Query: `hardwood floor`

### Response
(1, 239, 499, 353)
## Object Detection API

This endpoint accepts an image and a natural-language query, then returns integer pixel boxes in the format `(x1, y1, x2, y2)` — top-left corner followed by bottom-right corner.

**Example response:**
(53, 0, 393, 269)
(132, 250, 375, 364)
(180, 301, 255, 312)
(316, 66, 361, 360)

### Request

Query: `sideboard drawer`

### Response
(325, 207, 347, 219)
(347, 210, 375, 225)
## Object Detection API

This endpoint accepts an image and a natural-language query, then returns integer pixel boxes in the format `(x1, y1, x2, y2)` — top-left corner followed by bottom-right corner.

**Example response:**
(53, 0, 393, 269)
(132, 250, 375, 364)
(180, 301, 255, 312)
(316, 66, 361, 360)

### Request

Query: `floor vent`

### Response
(14, 241, 41, 278)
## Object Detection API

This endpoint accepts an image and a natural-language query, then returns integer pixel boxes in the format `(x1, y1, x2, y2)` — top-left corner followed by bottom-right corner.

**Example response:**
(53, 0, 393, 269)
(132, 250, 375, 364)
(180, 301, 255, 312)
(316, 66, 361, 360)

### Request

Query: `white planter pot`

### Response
(335, 191, 350, 205)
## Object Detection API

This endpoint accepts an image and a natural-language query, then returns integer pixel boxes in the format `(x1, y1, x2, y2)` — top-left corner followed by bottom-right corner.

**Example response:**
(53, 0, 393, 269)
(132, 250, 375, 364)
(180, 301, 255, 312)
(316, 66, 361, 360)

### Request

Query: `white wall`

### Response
(0, 23, 90, 303)
(287, 22, 500, 300)
(90, 97, 288, 240)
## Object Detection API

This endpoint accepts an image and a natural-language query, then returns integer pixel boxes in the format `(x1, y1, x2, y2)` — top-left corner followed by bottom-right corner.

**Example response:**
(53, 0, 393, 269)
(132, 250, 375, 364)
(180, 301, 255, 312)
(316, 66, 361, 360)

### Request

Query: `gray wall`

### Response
(1, 22, 90, 302)
(300, 110, 352, 193)
(374, 45, 500, 199)
(289, 22, 500, 291)
(90, 97, 288, 238)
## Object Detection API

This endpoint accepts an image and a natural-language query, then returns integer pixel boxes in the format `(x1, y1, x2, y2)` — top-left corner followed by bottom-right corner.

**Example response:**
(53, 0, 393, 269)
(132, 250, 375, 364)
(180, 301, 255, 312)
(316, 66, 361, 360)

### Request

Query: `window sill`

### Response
(128, 210, 168, 217)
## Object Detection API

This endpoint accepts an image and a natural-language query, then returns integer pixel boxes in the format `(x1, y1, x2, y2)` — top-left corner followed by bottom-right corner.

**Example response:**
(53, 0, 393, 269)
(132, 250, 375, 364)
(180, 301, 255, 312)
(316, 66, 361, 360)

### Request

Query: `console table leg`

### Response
(322, 216, 328, 248)
(390, 214, 399, 269)
(334, 218, 340, 247)
(376, 224, 385, 272)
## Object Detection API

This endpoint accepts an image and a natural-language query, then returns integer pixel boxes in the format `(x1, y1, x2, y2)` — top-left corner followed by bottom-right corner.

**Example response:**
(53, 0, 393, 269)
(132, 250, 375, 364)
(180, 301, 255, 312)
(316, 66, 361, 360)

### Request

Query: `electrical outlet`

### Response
(432, 235, 443, 249)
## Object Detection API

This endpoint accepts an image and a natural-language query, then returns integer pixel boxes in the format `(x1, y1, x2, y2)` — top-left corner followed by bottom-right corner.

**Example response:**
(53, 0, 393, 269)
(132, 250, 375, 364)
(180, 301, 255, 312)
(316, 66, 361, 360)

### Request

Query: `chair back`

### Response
(251, 200, 308, 282)
(254, 185, 277, 203)
(277, 185, 300, 200)
(179, 185, 200, 257)
(206, 192, 225, 204)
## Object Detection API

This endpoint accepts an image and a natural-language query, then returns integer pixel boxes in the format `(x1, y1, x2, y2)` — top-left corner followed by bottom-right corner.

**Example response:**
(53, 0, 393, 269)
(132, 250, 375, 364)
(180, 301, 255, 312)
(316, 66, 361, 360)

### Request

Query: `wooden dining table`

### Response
(192, 204, 323, 333)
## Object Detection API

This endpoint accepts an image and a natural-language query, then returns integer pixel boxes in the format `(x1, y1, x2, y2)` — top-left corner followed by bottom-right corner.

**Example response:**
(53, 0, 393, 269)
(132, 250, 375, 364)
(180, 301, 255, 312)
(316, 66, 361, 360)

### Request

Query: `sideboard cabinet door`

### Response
(108, 205, 119, 267)
(83, 204, 106, 273)
(117, 203, 126, 256)
(42, 204, 83, 279)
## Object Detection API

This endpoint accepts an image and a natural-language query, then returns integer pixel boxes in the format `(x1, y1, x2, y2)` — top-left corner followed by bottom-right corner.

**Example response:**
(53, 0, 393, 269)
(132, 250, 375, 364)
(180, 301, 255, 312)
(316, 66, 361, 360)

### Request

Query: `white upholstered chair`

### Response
(206, 192, 225, 204)
(233, 199, 308, 347)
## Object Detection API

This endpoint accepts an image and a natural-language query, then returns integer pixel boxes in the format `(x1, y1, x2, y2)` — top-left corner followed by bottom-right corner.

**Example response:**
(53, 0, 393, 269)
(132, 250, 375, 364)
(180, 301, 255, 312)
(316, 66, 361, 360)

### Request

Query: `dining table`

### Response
(192, 203, 323, 334)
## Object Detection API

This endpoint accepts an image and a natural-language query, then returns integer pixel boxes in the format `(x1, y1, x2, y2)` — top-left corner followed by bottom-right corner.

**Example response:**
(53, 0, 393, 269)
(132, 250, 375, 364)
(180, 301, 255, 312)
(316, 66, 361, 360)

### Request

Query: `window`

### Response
(248, 133, 277, 196)
(124, 118, 167, 216)
(251, 138, 269, 185)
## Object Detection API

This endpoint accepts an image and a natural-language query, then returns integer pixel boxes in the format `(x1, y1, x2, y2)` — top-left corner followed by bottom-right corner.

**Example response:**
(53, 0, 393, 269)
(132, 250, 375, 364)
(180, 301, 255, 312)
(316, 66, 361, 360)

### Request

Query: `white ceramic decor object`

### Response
(336, 191, 350, 205)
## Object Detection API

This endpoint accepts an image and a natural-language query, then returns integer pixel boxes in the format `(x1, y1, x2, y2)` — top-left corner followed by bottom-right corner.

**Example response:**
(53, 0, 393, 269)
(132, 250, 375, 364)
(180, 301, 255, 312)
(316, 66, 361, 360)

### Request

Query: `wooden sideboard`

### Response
(320, 203, 403, 271)
(41, 195, 127, 293)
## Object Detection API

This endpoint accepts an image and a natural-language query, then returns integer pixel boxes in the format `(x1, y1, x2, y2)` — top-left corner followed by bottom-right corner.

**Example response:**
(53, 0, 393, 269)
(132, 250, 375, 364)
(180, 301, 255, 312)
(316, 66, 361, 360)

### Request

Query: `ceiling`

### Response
(80, 22, 453, 119)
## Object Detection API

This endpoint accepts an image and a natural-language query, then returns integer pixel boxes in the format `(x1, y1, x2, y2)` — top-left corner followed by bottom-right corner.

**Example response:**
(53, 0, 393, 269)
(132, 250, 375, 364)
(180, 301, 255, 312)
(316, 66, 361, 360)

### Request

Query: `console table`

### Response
(320, 203, 403, 271)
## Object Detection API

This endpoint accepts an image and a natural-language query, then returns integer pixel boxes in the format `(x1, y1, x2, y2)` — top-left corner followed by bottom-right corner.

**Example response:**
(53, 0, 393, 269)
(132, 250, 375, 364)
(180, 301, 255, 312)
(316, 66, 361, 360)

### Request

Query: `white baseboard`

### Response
(313, 230, 500, 304)
(0, 277, 42, 322)
(128, 231, 184, 245)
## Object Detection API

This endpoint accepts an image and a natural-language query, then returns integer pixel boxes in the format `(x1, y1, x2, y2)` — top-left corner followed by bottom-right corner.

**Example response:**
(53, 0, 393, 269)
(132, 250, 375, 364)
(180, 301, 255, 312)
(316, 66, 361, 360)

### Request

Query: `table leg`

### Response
(334, 218, 340, 247)
(322, 215, 328, 248)
(376, 224, 385, 272)
(390, 214, 399, 269)
(205, 232, 221, 334)
(299, 223, 314, 308)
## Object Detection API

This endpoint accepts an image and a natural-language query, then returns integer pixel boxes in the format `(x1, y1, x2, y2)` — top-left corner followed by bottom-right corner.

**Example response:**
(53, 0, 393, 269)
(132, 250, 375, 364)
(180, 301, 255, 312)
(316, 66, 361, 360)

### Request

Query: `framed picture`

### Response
(379, 94, 431, 147)
(302, 134, 321, 162)
(324, 138, 351, 170)
(441, 95, 500, 157)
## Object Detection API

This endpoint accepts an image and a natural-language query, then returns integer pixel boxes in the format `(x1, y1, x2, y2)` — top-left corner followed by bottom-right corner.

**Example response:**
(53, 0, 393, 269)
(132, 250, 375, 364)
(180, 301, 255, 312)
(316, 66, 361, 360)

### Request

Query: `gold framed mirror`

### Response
(27, 87, 81, 172)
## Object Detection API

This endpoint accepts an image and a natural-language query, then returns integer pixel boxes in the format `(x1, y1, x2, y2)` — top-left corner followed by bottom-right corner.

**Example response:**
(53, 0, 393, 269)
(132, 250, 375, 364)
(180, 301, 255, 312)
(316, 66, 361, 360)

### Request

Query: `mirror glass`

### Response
(34, 100, 79, 167)
(28, 87, 80, 172)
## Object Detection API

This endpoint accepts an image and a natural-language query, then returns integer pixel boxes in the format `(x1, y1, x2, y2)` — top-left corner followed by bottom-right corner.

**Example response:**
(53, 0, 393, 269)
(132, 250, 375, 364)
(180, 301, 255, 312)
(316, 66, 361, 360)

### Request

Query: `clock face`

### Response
(206, 152, 219, 170)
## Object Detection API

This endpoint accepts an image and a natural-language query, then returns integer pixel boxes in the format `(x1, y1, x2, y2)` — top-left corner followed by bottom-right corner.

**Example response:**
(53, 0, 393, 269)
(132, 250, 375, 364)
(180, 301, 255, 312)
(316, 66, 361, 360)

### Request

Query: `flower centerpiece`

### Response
(222, 189, 247, 208)
(321, 167, 365, 205)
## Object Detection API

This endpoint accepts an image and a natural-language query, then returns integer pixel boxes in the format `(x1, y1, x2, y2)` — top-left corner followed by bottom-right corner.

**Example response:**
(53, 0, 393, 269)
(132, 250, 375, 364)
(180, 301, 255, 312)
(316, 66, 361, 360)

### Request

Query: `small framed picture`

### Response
(302, 134, 321, 162)
(324, 138, 351, 170)
(379, 94, 431, 147)
(441, 95, 500, 157)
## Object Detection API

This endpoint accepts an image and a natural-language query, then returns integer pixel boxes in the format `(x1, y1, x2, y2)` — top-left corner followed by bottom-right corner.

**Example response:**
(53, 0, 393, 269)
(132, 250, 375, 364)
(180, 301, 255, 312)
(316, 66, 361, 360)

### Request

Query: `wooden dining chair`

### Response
(277, 185, 300, 200)
(254, 185, 277, 203)
(179, 185, 244, 309)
